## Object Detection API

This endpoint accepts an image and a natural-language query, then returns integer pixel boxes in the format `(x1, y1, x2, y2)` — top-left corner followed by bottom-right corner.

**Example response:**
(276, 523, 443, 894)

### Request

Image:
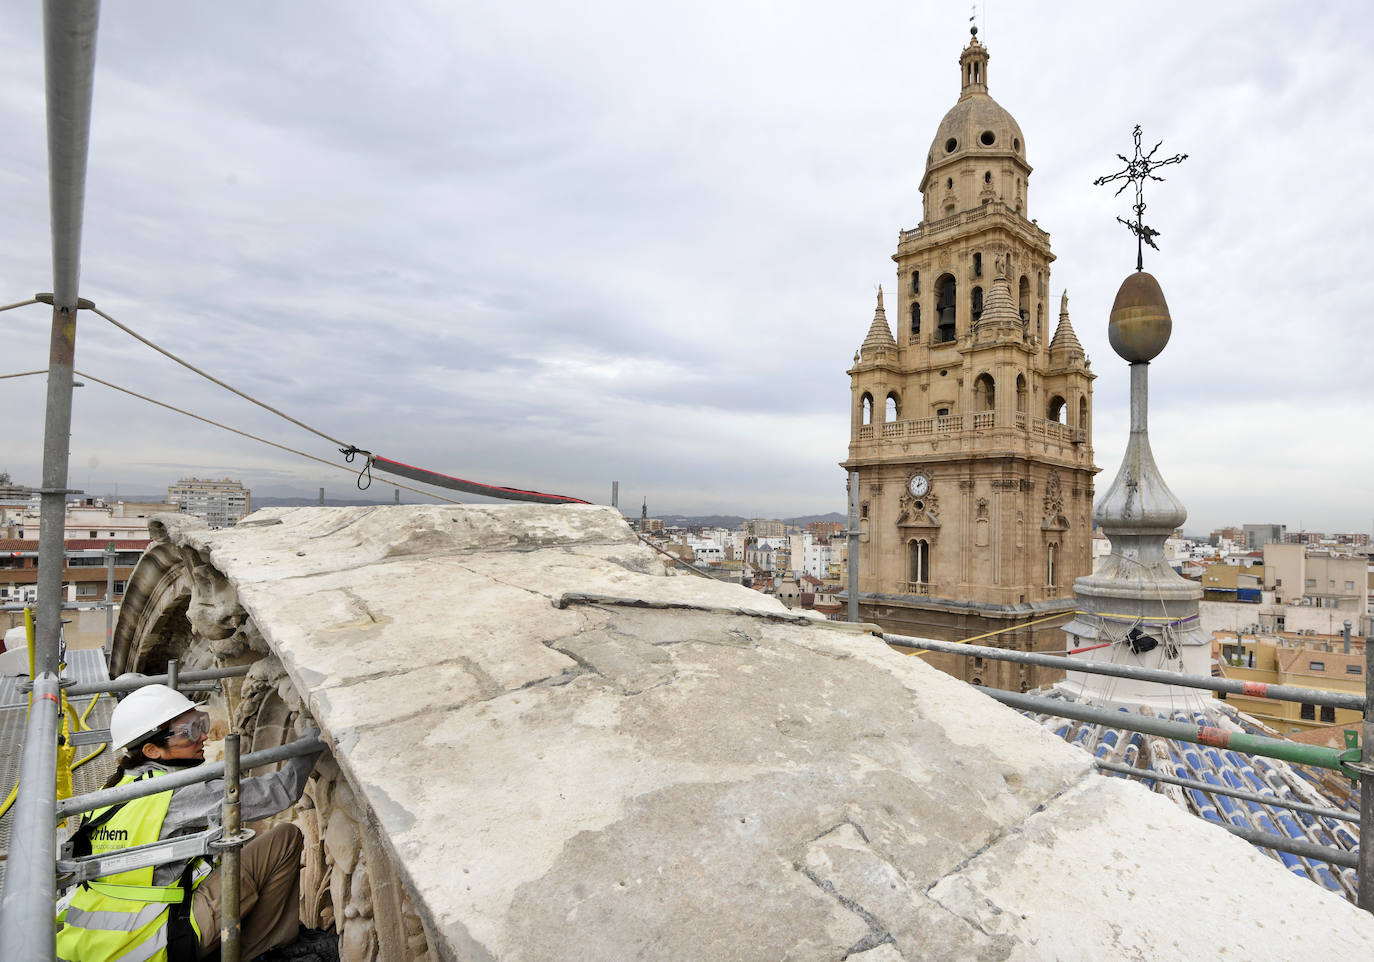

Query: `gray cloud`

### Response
(1, 1, 1371, 529)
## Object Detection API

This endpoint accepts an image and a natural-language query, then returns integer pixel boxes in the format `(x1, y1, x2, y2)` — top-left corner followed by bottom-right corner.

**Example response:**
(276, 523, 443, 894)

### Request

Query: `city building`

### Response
(1243, 523, 1285, 550)
(1261, 542, 1369, 635)
(842, 31, 1096, 690)
(1216, 630, 1365, 734)
(167, 477, 252, 527)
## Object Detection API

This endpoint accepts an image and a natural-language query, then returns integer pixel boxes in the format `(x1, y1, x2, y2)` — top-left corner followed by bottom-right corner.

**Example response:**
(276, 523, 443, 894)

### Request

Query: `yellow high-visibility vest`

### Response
(55, 770, 205, 962)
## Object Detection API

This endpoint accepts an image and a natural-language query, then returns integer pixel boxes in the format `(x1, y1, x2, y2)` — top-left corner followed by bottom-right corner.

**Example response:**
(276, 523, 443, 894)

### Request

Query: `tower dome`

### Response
(921, 30, 1032, 218)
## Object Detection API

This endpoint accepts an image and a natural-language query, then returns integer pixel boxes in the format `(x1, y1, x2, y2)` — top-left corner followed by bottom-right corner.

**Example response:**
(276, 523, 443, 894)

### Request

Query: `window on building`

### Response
(885, 393, 900, 422)
(973, 253, 982, 277)
(971, 286, 983, 322)
(936, 407, 950, 417)
(1018, 275, 1030, 323)
(1046, 542, 1057, 587)
(1305, 578, 1316, 588)
(1345, 580, 1355, 591)
(910, 302, 920, 336)
(908, 539, 931, 583)
(76, 583, 99, 598)
(1347, 664, 1362, 675)
(89, 530, 97, 538)
(1300, 703, 1315, 720)
(861, 393, 873, 425)
(1016, 374, 1027, 414)
(911, 270, 919, 294)
(1309, 661, 1325, 671)
(1320, 706, 1335, 724)
(114, 580, 126, 593)
(1048, 396, 1067, 423)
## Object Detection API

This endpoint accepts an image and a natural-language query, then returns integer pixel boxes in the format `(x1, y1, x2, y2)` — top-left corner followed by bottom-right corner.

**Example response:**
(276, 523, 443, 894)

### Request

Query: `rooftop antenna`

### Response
(1093, 125, 1188, 272)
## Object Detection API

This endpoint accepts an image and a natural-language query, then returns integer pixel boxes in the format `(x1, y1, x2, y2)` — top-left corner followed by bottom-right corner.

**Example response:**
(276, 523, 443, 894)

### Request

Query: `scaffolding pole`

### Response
(56, 735, 324, 819)
(0, 3, 102, 959)
(846, 470, 858, 623)
(883, 632, 1365, 712)
(1360, 633, 1374, 911)
(979, 687, 1357, 775)
(1095, 760, 1358, 824)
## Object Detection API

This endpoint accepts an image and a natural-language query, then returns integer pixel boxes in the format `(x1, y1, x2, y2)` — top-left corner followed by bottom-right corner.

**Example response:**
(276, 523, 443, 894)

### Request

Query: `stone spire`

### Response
(973, 253, 1020, 340)
(859, 286, 897, 359)
(1059, 270, 1206, 710)
(1047, 290, 1085, 366)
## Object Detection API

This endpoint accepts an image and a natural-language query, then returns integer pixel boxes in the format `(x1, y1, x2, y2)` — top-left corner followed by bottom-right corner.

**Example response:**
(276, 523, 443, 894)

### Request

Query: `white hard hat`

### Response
(110, 684, 197, 752)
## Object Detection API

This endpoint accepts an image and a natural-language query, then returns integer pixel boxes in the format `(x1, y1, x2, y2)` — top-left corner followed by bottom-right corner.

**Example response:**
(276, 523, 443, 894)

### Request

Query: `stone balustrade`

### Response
(855, 413, 1085, 448)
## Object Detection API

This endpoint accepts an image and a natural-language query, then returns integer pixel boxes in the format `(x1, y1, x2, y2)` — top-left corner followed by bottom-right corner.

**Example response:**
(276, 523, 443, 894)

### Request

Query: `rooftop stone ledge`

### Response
(136, 505, 1374, 961)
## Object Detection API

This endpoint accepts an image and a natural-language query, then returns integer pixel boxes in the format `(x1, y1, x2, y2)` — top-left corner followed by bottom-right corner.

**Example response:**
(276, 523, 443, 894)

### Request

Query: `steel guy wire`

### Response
(88, 303, 354, 450)
(0, 298, 40, 313)
(69, 369, 464, 507)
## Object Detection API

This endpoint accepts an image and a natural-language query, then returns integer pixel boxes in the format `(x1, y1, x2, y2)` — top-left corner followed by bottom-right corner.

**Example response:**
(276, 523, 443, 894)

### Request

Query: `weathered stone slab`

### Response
(927, 774, 1374, 961)
(120, 506, 1374, 961)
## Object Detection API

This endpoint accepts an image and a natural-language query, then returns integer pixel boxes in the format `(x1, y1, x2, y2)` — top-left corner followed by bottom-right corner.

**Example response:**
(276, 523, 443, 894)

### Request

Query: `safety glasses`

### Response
(165, 711, 210, 742)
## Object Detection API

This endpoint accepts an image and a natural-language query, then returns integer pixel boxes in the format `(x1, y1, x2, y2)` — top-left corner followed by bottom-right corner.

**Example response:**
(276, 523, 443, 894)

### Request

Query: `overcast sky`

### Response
(1, 2, 1370, 533)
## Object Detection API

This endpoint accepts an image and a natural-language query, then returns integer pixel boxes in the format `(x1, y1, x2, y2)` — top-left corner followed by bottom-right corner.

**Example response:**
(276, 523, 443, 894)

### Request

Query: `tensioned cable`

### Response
(86, 302, 353, 449)
(0, 297, 39, 313)
(65, 370, 465, 506)
(81, 303, 587, 504)
(0, 369, 47, 379)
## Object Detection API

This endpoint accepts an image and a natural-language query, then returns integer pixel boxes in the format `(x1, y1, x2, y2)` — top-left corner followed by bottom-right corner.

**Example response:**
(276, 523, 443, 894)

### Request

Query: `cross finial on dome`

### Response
(1093, 125, 1188, 272)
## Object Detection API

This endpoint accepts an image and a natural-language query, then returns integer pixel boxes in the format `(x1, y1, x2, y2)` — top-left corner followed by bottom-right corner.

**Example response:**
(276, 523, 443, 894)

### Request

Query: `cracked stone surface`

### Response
(139, 505, 1374, 961)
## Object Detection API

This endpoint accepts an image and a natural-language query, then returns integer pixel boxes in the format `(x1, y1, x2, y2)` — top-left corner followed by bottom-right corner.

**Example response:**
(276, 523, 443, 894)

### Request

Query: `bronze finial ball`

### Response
(1108, 271, 1171, 362)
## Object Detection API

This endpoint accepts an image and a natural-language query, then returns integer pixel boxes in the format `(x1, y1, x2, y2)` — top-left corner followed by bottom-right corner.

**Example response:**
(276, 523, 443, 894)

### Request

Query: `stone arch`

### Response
(910, 301, 920, 337)
(1048, 395, 1067, 423)
(971, 285, 983, 323)
(973, 373, 995, 412)
(1078, 395, 1089, 433)
(885, 391, 901, 422)
(908, 538, 930, 584)
(860, 392, 874, 426)
(110, 518, 439, 962)
(1015, 374, 1027, 413)
(1018, 276, 1030, 324)
(935, 274, 957, 343)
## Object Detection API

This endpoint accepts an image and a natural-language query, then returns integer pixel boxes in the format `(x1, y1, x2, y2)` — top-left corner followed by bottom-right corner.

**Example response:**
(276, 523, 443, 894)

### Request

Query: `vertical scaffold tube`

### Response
(0, 4, 103, 958)
(1360, 634, 1373, 913)
(221, 732, 243, 962)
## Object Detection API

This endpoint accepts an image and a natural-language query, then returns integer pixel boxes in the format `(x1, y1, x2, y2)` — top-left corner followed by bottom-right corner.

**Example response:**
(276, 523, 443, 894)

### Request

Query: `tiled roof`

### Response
(1024, 692, 1360, 901)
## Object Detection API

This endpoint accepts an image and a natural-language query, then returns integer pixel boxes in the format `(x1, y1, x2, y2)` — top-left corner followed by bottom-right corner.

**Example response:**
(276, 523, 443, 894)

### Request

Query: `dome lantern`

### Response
(959, 27, 989, 98)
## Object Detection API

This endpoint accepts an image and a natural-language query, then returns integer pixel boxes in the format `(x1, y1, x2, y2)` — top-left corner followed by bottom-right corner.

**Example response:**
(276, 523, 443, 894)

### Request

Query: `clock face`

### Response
(908, 473, 930, 498)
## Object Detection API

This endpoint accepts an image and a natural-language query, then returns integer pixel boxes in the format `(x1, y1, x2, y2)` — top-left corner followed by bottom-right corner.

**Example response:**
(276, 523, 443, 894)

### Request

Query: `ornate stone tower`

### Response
(842, 29, 1097, 691)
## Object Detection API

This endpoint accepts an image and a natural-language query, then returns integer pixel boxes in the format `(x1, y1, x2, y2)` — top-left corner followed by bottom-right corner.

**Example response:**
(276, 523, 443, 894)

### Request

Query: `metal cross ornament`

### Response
(1093, 125, 1188, 271)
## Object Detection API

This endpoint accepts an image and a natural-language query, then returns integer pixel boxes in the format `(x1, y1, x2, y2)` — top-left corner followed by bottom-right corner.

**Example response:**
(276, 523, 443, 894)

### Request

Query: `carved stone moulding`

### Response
(111, 520, 438, 962)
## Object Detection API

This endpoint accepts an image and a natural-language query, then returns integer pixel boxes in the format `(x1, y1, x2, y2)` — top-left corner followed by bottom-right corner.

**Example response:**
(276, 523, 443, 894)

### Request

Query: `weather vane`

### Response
(1093, 125, 1188, 272)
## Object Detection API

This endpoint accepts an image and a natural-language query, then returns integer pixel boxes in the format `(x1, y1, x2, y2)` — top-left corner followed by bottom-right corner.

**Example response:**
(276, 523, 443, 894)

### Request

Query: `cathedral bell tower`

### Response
(841, 28, 1098, 692)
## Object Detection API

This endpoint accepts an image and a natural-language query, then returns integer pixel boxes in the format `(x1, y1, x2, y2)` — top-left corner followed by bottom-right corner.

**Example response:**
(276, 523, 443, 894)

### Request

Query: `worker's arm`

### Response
(161, 744, 323, 833)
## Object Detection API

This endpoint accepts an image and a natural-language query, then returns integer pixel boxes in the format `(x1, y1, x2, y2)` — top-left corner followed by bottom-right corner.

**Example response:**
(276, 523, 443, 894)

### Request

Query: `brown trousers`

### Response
(192, 822, 304, 960)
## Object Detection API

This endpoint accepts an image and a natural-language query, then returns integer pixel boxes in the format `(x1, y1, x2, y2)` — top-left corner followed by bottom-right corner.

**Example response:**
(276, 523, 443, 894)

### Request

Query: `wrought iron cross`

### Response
(1093, 125, 1188, 271)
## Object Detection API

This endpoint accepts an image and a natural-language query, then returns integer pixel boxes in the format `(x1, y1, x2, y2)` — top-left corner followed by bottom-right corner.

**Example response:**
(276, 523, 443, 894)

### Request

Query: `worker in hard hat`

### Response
(56, 683, 323, 961)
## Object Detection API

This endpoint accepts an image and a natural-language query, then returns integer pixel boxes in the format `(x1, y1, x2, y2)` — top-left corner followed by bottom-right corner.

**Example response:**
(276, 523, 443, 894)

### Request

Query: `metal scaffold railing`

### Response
(881, 621, 1374, 913)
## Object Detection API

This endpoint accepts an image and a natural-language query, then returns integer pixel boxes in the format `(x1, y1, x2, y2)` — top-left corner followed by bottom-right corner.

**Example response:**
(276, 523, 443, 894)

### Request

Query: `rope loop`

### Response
(340, 446, 374, 490)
